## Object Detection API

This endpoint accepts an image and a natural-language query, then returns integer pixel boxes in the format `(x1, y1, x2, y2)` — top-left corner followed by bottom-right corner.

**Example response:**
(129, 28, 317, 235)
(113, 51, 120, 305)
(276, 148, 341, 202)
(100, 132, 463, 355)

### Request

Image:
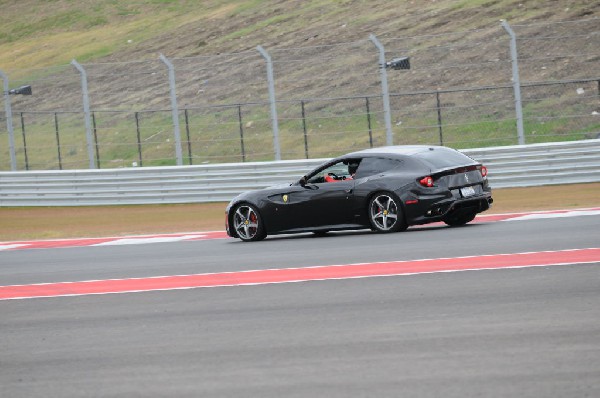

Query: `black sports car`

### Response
(226, 145, 493, 241)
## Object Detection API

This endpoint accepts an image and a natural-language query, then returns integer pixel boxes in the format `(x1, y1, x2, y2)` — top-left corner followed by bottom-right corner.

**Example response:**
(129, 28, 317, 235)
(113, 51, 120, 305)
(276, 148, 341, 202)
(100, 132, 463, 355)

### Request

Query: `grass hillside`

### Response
(1, 1, 599, 170)
(1, 1, 598, 70)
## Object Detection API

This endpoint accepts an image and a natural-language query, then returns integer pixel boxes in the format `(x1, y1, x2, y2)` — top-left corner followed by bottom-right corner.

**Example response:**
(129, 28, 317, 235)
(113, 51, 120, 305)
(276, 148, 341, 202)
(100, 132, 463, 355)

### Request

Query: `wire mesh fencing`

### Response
(1, 18, 599, 170)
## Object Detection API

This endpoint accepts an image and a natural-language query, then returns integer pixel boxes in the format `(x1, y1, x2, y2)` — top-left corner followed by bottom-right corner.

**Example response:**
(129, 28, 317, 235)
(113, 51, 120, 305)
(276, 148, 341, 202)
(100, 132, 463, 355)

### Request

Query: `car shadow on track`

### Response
(226, 223, 484, 243)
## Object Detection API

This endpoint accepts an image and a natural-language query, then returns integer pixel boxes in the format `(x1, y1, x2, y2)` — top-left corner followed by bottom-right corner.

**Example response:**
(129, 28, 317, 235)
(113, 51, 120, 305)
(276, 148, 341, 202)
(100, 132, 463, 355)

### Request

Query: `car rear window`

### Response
(413, 148, 476, 170)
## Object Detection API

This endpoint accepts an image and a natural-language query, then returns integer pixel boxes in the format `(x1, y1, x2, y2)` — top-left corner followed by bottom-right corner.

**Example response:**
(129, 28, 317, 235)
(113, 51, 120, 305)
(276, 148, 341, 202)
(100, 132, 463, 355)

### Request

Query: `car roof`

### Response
(346, 145, 447, 158)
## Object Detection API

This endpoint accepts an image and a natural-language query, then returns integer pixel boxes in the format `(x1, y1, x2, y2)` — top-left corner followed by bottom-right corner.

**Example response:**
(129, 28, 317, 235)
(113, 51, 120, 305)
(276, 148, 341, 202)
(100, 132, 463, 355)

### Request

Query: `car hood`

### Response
(228, 183, 293, 205)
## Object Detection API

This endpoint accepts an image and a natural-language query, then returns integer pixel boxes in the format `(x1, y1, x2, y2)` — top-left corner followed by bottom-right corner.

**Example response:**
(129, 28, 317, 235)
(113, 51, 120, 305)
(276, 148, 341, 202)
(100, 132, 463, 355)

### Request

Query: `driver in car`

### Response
(324, 161, 359, 182)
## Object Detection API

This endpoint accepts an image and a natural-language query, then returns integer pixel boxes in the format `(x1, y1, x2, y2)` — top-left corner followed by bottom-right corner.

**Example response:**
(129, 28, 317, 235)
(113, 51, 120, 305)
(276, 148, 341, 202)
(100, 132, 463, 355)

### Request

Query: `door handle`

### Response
(345, 188, 353, 194)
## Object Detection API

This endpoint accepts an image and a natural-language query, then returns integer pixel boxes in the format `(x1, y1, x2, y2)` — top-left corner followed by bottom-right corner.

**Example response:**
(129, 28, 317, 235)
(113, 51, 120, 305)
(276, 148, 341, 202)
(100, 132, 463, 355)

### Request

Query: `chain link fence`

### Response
(1, 18, 599, 170)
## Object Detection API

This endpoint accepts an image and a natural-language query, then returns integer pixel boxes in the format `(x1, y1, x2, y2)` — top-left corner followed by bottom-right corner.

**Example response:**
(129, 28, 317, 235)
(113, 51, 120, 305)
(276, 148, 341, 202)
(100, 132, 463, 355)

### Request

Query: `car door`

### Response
(282, 159, 358, 230)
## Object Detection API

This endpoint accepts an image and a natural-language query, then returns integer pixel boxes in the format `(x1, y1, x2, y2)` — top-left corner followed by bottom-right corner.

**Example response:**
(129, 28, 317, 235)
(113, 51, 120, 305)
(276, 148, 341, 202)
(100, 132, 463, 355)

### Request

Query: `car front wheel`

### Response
(368, 192, 407, 233)
(232, 204, 266, 242)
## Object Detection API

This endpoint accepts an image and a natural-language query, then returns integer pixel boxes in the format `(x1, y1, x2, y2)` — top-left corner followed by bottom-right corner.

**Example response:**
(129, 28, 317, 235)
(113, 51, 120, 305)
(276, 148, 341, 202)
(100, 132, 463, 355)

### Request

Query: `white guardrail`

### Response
(1, 140, 599, 206)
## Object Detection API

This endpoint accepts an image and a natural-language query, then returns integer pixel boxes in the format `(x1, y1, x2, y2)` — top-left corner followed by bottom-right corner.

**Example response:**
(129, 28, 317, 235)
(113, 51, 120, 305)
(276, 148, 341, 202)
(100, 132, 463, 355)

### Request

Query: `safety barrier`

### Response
(1, 140, 599, 206)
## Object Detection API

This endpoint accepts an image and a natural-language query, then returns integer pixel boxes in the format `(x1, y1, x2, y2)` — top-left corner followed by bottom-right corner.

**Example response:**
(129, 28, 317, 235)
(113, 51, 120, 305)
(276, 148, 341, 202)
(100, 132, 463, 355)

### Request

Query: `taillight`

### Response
(419, 176, 434, 187)
(480, 165, 488, 178)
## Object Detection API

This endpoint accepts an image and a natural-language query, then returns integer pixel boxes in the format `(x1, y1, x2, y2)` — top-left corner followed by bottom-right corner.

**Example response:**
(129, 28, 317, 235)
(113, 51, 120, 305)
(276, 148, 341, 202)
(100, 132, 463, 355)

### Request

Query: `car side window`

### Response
(307, 159, 360, 184)
(354, 157, 403, 179)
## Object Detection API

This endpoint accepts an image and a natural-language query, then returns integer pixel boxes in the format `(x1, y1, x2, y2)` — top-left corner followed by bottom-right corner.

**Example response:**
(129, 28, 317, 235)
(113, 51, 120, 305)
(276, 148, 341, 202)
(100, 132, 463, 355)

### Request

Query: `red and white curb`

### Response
(1, 208, 598, 252)
(0, 231, 227, 252)
(0, 248, 598, 301)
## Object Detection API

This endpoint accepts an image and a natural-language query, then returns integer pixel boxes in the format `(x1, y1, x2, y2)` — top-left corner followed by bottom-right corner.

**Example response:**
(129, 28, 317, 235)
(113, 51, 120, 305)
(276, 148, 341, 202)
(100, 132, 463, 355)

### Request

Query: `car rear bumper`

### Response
(405, 191, 493, 226)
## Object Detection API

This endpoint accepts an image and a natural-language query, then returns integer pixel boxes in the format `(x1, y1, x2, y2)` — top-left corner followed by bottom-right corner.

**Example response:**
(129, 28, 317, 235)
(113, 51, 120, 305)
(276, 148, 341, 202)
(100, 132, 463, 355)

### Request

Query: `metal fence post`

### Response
(435, 91, 444, 146)
(135, 112, 143, 167)
(71, 60, 97, 169)
(301, 100, 309, 159)
(0, 70, 17, 170)
(54, 112, 63, 170)
(369, 34, 393, 146)
(159, 54, 184, 166)
(92, 112, 101, 169)
(257, 45, 281, 161)
(19, 112, 29, 170)
(237, 105, 246, 162)
(365, 97, 373, 148)
(501, 20, 525, 146)
(184, 109, 192, 165)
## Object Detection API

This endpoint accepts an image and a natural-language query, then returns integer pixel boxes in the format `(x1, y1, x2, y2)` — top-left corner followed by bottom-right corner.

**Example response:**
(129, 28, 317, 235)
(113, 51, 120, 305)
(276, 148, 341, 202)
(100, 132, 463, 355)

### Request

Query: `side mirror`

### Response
(299, 176, 307, 186)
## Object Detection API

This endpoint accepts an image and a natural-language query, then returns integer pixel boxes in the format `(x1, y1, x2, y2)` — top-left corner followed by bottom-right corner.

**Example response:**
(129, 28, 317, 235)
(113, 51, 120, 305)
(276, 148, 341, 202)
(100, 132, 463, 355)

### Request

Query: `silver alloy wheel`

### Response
(233, 205, 259, 240)
(369, 194, 398, 231)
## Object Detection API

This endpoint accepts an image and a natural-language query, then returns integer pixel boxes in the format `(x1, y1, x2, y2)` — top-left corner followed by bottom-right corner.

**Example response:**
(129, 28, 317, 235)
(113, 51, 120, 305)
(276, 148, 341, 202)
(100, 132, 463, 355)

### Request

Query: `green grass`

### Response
(0, 0, 235, 71)
(4, 101, 597, 171)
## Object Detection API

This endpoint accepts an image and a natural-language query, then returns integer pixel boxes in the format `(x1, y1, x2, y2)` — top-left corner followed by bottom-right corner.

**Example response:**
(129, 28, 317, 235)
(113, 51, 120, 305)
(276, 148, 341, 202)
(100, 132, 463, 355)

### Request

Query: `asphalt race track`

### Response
(1, 211, 599, 397)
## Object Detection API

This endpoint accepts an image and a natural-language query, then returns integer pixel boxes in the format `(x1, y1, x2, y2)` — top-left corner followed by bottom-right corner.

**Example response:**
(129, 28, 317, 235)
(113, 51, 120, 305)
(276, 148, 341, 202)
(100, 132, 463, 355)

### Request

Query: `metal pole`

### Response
(54, 112, 63, 170)
(301, 100, 309, 159)
(369, 34, 393, 146)
(135, 112, 143, 167)
(237, 105, 246, 162)
(184, 109, 192, 165)
(159, 54, 183, 166)
(365, 97, 373, 148)
(92, 112, 100, 169)
(0, 70, 17, 170)
(501, 20, 525, 146)
(71, 60, 97, 169)
(436, 91, 444, 146)
(257, 45, 281, 160)
(20, 112, 29, 170)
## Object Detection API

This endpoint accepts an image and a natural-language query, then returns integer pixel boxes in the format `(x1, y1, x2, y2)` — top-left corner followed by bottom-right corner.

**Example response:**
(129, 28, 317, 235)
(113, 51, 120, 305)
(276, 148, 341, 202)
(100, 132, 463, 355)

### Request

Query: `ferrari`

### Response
(226, 145, 493, 241)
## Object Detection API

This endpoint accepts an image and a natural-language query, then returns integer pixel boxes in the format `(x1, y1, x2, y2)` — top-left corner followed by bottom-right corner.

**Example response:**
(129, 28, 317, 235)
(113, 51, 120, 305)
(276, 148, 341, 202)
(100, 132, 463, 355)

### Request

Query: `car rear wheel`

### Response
(368, 192, 407, 233)
(443, 211, 477, 227)
(232, 204, 266, 242)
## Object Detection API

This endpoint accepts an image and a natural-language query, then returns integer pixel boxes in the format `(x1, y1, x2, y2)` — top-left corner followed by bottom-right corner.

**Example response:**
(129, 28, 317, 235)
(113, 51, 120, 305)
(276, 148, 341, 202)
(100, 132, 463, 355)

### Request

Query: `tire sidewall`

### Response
(232, 203, 267, 242)
(367, 191, 407, 233)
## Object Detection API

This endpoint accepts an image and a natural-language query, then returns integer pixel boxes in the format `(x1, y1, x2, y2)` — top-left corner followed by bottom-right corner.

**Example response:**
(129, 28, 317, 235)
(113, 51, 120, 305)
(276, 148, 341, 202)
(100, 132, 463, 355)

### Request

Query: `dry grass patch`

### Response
(0, 202, 226, 241)
(490, 183, 600, 213)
